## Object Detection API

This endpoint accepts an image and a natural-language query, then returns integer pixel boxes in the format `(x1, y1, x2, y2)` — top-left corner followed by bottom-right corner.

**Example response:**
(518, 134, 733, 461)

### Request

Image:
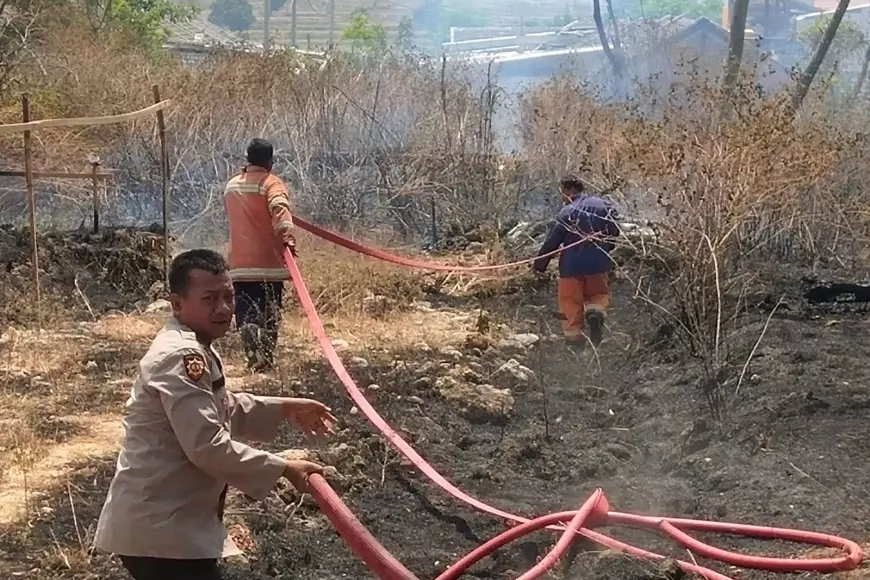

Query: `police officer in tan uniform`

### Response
(93, 249, 336, 580)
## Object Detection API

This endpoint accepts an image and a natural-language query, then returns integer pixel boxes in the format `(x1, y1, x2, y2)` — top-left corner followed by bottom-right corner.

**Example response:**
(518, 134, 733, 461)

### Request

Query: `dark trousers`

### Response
(234, 281, 284, 369)
(119, 556, 221, 580)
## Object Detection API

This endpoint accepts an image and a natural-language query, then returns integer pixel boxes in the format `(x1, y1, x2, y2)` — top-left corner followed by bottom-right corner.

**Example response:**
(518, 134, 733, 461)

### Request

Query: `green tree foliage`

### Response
(795, 15, 867, 102)
(396, 15, 413, 50)
(341, 13, 387, 52)
(209, 0, 255, 32)
(797, 16, 866, 66)
(107, 0, 195, 49)
(270, 0, 287, 13)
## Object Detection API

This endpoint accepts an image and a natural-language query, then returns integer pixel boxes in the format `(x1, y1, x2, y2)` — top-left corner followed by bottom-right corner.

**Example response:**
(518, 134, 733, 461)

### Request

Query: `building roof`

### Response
(164, 16, 245, 47)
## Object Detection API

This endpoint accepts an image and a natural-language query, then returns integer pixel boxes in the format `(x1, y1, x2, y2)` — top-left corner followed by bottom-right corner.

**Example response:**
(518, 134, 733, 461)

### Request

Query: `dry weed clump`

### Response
(520, 71, 865, 419)
(0, 225, 168, 324)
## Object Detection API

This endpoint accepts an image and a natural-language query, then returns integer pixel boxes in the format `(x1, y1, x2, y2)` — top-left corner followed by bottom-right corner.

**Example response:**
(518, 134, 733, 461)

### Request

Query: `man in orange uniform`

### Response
(224, 139, 296, 372)
(533, 177, 620, 348)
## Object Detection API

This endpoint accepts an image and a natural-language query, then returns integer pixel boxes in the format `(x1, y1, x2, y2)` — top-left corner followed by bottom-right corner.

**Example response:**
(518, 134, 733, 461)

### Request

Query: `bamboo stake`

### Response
(91, 160, 100, 234)
(22, 94, 41, 330)
(152, 84, 170, 291)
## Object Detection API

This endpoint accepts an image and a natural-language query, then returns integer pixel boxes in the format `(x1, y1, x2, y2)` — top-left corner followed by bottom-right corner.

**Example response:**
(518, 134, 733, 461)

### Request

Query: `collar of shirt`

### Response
(242, 165, 270, 175)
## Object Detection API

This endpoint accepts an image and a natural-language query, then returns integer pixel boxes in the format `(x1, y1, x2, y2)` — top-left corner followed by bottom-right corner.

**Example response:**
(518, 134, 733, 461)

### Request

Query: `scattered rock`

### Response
(414, 342, 432, 352)
(439, 347, 463, 362)
(464, 333, 491, 351)
(494, 358, 536, 386)
(331, 339, 350, 351)
(459, 367, 484, 384)
(511, 333, 540, 347)
(350, 357, 369, 368)
(435, 376, 513, 424)
(496, 333, 540, 351)
(144, 299, 171, 313)
(506, 221, 548, 245)
(412, 377, 432, 390)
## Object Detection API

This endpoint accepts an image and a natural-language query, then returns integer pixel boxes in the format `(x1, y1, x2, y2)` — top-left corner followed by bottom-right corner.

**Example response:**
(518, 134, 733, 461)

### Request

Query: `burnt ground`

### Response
(1, 273, 870, 580)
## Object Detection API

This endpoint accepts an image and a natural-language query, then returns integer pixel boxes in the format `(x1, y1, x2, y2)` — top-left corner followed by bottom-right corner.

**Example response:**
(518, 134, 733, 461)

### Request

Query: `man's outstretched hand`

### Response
(283, 398, 336, 437)
(283, 459, 324, 494)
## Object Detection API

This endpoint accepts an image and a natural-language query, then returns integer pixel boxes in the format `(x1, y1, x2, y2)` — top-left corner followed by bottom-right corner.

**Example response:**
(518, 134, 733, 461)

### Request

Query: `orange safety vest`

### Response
(224, 166, 295, 282)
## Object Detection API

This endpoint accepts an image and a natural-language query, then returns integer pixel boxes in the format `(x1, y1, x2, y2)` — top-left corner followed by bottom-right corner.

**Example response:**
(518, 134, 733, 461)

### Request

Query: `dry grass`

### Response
(0, 233, 482, 529)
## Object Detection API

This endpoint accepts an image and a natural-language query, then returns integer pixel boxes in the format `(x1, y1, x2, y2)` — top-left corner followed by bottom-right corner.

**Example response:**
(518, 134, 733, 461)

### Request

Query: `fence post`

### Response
(152, 84, 170, 291)
(22, 94, 41, 329)
(90, 158, 101, 234)
(430, 196, 437, 247)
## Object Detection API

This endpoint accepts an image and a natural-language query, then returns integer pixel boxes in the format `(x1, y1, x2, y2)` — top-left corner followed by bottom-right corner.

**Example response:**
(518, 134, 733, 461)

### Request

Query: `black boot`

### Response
(240, 324, 265, 371)
(585, 310, 605, 347)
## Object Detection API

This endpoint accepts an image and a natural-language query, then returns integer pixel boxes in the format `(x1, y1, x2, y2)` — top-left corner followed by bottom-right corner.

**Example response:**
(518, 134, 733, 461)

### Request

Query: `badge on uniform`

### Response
(183, 354, 207, 382)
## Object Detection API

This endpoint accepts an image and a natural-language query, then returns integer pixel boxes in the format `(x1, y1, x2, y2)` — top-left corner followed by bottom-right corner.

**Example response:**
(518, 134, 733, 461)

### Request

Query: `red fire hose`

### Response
(282, 243, 864, 580)
(292, 215, 585, 272)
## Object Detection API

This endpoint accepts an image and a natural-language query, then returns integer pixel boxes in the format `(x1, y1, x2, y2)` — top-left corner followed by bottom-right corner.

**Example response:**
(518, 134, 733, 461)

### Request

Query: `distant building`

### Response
(163, 17, 250, 65)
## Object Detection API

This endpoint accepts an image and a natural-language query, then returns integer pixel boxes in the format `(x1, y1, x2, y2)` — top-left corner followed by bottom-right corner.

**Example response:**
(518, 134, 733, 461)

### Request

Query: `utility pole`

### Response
(264, 0, 271, 51)
(291, 0, 297, 47)
(328, 0, 335, 49)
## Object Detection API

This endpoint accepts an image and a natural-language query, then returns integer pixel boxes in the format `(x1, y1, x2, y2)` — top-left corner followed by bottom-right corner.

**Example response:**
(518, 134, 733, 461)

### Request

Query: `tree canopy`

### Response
(209, 0, 255, 32)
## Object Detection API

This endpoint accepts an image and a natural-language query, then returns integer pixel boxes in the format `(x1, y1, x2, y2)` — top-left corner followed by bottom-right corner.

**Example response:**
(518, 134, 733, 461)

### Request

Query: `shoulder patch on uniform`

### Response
(183, 353, 207, 382)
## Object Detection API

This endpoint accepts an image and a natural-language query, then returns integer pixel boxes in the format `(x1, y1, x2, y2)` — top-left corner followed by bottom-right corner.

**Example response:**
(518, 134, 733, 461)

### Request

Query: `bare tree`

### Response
(852, 40, 870, 100)
(721, 0, 751, 97)
(0, 0, 49, 92)
(790, 0, 852, 112)
(605, 0, 622, 52)
(593, 0, 624, 77)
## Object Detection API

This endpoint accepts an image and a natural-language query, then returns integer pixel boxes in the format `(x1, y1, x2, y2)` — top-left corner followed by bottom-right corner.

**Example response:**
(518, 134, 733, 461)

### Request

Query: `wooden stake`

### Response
(91, 161, 100, 234)
(22, 94, 41, 330)
(152, 84, 170, 292)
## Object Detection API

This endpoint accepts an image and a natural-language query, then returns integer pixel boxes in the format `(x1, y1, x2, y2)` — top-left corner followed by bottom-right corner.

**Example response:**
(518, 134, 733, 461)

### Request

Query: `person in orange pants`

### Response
(533, 177, 620, 347)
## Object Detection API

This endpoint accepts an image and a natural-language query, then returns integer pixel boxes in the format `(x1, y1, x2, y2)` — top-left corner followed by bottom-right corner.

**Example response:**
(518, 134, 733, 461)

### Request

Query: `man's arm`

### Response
(533, 220, 568, 272)
(263, 175, 296, 250)
(151, 349, 286, 500)
(226, 392, 286, 442)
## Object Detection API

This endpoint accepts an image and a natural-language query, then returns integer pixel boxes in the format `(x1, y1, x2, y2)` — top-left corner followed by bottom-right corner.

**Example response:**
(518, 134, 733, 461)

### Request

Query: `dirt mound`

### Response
(0, 224, 168, 323)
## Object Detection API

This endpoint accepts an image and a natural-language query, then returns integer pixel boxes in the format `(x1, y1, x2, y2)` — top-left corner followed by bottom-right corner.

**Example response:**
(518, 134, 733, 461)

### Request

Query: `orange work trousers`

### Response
(558, 273, 610, 340)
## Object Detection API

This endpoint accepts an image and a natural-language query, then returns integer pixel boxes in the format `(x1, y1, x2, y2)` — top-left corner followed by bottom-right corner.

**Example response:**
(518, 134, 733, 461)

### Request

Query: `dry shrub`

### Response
(292, 231, 425, 317)
(521, 69, 867, 419)
(2, 23, 525, 238)
(0, 225, 167, 324)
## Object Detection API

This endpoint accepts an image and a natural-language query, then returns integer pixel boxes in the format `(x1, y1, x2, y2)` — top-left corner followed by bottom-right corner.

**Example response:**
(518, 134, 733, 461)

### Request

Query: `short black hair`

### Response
(169, 249, 229, 295)
(560, 176, 584, 192)
(246, 138, 274, 168)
